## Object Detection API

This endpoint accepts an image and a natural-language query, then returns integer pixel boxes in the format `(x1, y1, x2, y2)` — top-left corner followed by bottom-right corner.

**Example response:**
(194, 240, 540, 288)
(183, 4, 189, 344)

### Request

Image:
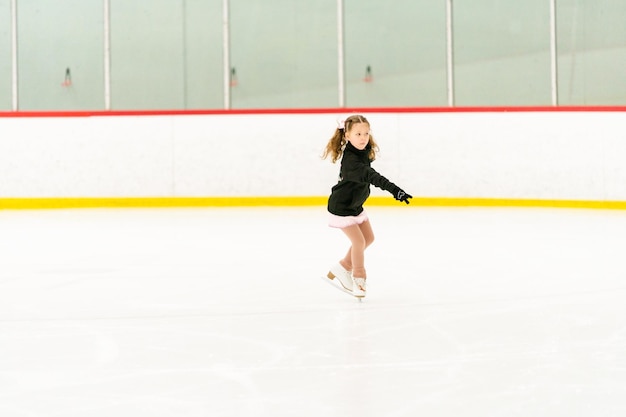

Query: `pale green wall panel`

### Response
(182, 0, 223, 109)
(345, 0, 448, 107)
(0, 1, 10, 110)
(453, 0, 552, 106)
(17, 0, 104, 110)
(557, 0, 626, 105)
(110, 0, 222, 110)
(230, 0, 338, 108)
(110, 1, 185, 110)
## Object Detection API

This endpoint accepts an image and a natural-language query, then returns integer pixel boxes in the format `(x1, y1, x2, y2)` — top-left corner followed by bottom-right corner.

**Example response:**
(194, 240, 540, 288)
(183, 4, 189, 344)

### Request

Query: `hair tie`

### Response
(337, 119, 345, 131)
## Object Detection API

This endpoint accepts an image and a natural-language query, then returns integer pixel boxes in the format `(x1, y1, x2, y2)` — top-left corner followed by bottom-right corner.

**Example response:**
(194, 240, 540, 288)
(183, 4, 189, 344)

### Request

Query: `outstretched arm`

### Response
(364, 167, 413, 205)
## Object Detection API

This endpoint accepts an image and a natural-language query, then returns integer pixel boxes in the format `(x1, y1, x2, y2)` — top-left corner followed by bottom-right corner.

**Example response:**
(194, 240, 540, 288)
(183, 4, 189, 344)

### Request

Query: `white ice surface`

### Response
(1, 206, 625, 416)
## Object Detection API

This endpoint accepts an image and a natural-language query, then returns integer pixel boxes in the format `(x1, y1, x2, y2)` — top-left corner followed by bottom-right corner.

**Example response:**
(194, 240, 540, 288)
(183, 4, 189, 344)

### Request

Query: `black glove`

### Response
(392, 186, 412, 204)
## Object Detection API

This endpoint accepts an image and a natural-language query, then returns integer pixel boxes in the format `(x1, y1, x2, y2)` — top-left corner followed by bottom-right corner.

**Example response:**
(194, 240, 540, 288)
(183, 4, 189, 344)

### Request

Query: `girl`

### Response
(322, 114, 412, 298)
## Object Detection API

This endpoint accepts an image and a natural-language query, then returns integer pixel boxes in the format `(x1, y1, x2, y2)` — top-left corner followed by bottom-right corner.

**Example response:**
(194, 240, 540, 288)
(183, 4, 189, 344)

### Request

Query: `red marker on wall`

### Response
(230, 67, 238, 87)
(364, 65, 372, 83)
(61, 67, 72, 87)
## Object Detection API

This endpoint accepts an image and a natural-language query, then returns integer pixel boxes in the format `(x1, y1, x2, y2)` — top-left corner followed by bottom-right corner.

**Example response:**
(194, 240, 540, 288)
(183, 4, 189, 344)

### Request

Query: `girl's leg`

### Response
(340, 220, 375, 278)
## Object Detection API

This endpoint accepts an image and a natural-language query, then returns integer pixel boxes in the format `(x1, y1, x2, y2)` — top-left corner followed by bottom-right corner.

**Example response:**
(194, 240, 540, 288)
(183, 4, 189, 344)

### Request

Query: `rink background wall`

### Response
(1, 108, 625, 209)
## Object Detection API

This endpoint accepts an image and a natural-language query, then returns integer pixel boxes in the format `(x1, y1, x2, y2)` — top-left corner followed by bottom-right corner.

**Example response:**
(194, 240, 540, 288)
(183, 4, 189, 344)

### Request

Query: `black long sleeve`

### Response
(327, 142, 404, 216)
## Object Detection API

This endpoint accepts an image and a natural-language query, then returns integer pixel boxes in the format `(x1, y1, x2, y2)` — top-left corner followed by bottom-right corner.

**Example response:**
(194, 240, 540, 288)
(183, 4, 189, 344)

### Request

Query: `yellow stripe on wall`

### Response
(2, 196, 626, 210)
(0, 197, 322, 209)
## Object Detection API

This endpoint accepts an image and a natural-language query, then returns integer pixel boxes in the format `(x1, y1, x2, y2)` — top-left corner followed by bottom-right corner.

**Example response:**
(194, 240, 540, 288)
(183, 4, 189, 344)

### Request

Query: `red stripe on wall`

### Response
(0, 106, 625, 118)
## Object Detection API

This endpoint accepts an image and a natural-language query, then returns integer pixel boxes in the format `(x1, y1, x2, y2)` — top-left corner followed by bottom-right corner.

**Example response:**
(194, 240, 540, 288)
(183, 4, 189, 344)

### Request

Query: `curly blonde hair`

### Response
(322, 114, 379, 163)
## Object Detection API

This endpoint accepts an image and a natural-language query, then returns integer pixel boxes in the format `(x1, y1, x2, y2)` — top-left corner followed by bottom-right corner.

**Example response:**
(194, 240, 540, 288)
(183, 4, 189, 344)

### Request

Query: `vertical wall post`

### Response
(104, 0, 111, 110)
(10, 0, 18, 111)
(182, 0, 188, 109)
(549, 0, 558, 106)
(446, 0, 455, 107)
(222, 0, 231, 110)
(337, 0, 345, 107)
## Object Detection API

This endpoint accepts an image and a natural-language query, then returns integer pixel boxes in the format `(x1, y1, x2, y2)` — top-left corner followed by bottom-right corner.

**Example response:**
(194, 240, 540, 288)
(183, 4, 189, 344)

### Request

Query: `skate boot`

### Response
(326, 263, 353, 293)
(352, 277, 366, 298)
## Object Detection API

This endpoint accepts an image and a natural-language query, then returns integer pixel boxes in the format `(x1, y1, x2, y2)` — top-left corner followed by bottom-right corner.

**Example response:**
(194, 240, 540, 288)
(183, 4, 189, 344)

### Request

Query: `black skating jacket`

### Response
(327, 142, 400, 216)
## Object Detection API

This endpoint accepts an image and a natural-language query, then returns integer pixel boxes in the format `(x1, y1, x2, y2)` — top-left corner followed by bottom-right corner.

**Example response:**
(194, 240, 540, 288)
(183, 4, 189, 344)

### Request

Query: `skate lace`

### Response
(353, 278, 366, 291)
(332, 265, 352, 281)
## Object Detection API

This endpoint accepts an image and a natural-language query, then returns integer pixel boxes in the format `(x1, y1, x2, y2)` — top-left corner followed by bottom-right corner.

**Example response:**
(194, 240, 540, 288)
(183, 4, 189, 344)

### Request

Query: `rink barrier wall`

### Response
(1, 106, 626, 210)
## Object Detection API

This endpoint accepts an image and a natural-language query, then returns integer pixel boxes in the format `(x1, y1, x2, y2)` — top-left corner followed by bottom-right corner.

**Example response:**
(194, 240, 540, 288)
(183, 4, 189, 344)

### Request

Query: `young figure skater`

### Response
(322, 115, 412, 298)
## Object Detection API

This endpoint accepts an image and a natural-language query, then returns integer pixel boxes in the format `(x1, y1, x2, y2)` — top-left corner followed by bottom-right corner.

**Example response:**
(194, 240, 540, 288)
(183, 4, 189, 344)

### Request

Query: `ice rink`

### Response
(1, 206, 625, 417)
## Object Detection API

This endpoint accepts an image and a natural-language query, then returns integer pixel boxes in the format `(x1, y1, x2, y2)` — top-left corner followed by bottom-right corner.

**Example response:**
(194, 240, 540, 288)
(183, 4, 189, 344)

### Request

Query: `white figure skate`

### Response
(324, 263, 353, 294)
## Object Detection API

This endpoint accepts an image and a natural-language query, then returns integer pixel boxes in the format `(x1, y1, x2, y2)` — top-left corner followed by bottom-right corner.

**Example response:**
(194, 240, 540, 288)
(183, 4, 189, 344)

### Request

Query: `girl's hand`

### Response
(393, 188, 412, 204)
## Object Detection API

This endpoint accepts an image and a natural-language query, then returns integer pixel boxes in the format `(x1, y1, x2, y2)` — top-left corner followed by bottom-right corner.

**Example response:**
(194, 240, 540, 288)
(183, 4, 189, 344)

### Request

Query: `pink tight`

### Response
(339, 220, 375, 278)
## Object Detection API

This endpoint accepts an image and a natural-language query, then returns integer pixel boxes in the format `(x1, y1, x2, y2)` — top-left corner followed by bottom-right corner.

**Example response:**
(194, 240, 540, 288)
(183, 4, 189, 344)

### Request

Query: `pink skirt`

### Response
(328, 209, 369, 229)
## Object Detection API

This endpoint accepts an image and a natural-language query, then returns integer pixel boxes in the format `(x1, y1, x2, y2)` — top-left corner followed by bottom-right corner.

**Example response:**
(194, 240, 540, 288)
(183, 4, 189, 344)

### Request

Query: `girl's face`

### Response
(345, 122, 370, 150)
